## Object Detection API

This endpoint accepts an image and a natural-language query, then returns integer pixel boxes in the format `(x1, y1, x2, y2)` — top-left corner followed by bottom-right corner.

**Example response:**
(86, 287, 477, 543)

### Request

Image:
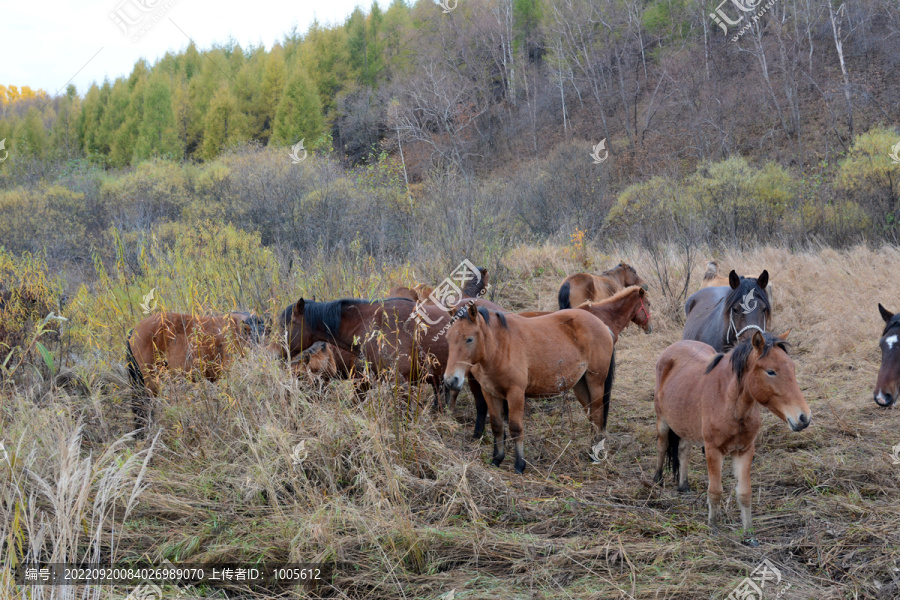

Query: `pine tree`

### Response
(270, 66, 325, 146)
(134, 78, 181, 160)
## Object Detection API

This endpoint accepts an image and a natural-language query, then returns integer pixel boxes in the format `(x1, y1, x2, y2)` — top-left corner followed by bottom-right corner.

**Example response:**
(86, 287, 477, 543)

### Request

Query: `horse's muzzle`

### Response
(874, 390, 895, 407)
(444, 375, 464, 392)
(788, 413, 811, 432)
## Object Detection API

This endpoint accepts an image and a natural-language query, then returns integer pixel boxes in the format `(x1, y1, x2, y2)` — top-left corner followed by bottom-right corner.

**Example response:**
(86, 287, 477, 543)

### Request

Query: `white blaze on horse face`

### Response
(885, 335, 898, 350)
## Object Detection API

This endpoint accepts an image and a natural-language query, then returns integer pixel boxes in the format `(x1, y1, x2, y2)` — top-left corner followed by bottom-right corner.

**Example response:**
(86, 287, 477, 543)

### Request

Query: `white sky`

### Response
(3, 0, 390, 95)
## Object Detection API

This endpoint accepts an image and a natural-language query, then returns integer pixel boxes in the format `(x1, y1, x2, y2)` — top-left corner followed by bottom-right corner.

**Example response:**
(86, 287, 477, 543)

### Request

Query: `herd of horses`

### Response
(120, 260, 895, 544)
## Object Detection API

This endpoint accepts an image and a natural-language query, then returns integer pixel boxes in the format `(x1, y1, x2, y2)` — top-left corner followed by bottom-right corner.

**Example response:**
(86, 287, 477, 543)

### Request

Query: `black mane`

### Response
(280, 298, 370, 335)
(452, 304, 508, 328)
(709, 332, 790, 379)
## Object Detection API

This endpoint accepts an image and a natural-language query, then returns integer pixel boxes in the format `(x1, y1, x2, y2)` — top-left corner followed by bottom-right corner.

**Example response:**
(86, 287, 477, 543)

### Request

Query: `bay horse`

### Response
(520, 285, 652, 342)
(126, 311, 268, 427)
(874, 303, 900, 407)
(653, 331, 811, 545)
(557, 263, 647, 309)
(683, 270, 770, 352)
(444, 305, 616, 474)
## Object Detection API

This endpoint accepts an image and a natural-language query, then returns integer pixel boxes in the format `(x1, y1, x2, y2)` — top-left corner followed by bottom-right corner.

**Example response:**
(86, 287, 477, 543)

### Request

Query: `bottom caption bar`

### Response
(15, 563, 347, 586)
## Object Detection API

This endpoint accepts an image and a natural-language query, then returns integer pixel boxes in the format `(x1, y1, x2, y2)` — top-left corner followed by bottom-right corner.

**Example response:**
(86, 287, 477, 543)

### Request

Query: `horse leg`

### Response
(470, 376, 489, 439)
(705, 444, 725, 531)
(677, 438, 692, 492)
(732, 448, 758, 546)
(506, 390, 527, 474)
(487, 394, 507, 467)
(653, 419, 670, 484)
(572, 376, 601, 460)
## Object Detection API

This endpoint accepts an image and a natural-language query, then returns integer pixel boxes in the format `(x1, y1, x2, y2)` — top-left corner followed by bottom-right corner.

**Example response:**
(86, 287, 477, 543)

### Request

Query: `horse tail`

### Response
(558, 281, 571, 309)
(602, 347, 615, 430)
(665, 429, 681, 481)
(125, 330, 145, 390)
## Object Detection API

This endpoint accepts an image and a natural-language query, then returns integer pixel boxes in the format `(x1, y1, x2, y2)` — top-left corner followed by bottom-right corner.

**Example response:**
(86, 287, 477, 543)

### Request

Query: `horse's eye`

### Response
(466, 337, 474, 344)
(766, 369, 776, 377)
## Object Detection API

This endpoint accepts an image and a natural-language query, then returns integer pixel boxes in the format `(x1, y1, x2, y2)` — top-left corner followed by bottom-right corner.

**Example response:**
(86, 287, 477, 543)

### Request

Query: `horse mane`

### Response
(723, 276, 771, 314)
(581, 285, 642, 307)
(719, 332, 790, 380)
(280, 298, 370, 335)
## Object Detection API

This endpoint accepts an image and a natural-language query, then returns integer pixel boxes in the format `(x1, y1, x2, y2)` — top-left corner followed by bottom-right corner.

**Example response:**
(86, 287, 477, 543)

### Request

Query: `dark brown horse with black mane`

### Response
(874, 303, 900, 407)
(558, 263, 647, 309)
(683, 270, 770, 352)
(126, 311, 268, 428)
(274, 296, 501, 412)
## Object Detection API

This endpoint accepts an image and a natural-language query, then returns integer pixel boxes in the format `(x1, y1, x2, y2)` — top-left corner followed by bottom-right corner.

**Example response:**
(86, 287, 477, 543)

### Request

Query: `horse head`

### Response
(724, 270, 770, 347)
(443, 303, 497, 392)
(875, 303, 900, 407)
(740, 330, 811, 431)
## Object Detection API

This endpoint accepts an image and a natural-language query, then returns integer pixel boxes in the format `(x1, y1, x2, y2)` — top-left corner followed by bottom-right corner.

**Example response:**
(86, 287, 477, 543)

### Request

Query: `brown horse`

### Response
(291, 340, 363, 379)
(126, 311, 268, 427)
(700, 261, 730, 288)
(386, 285, 432, 302)
(558, 263, 647, 309)
(874, 303, 900, 407)
(388, 267, 489, 305)
(653, 331, 811, 545)
(444, 305, 616, 473)
(520, 285, 652, 342)
(683, 270, 770, 352)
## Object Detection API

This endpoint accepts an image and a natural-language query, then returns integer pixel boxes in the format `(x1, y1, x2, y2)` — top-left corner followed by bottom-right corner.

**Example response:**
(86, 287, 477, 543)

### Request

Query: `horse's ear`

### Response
(467, 303, 479, 323)
(879, 303, 894, 323)
(293, 299, 305, 319)
(751, 330, 766, 352)
(638, 287, 646, 297)
(778, 329, 791, 341)
(757, 270, 769, 289)
(728, 270, 740, 289)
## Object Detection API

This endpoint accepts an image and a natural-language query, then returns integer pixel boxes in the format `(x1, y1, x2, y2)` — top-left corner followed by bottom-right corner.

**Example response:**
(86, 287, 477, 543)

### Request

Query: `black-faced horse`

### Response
(683, 270, 770, 352)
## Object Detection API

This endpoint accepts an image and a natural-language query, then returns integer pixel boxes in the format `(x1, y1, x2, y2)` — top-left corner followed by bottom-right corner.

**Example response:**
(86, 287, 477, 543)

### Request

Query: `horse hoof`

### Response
(677, 483, 691, 493)
(744, 536, 760, 547)
(492, 457, 504, 468)
(514, 461, 526, 474)
(652, 472, 662, 484)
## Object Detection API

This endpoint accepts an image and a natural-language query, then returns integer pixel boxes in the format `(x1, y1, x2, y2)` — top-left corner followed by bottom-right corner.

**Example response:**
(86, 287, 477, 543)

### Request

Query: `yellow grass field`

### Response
(2, 244, 899, 599)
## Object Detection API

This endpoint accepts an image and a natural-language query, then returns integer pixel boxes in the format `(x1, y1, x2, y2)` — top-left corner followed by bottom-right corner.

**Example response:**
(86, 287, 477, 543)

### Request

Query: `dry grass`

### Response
(3, 244, 900, 599)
